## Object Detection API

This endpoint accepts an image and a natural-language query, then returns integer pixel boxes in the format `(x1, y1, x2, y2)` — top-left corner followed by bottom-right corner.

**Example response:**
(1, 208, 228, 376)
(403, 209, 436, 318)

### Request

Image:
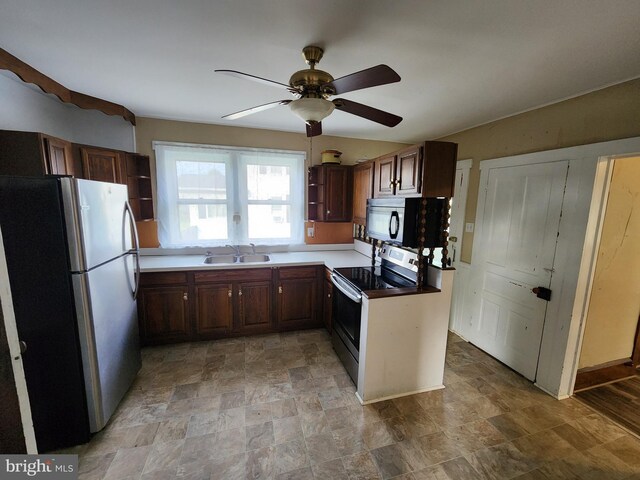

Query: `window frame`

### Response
(154, 141, 305, 247)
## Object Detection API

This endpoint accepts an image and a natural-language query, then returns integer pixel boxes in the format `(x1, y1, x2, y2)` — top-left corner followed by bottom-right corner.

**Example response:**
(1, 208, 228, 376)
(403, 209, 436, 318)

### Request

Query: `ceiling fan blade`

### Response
(327, 65, 400, 95)
(215, 69, 290, 89)
(333, 98, 402, 127)
(222, 99, 291, 120)
(306, 121, 322, 137)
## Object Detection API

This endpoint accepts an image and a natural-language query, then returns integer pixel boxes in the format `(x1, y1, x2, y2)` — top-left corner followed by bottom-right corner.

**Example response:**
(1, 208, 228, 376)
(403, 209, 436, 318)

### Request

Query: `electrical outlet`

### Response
(465, 222, 474, 233)
(307, 226, 315, 238)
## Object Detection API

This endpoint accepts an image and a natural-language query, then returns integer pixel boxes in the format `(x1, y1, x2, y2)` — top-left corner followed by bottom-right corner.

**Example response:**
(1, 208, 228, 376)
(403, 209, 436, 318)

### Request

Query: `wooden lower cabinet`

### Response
(195, 283, 233, 337)
(276, 266, 322, 331)
(138, 266, 324, 345)
(138, 285, 190, 344)
(237, 280, 272, 334)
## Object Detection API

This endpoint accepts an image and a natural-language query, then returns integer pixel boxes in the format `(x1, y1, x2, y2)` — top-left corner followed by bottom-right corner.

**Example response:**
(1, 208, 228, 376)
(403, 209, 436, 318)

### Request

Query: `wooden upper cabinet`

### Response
(422, 141, 458, 197)
(78, 146, 124, 184)
(42, 135, 75, 176)
(0, 130, 76, 176)
(373, 154, 396, 197)
(307, 165, 353, 222)
(396, 146, 422, 196)
(353, 161, 374, 225)
(324, 165, 353, 222)
(372, 141, 457, 198)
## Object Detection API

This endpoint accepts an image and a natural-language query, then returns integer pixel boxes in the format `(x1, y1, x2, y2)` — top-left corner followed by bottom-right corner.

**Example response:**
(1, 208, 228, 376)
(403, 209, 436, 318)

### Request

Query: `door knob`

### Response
(19, 341, 27, 354)
(532, 286, 551, 301)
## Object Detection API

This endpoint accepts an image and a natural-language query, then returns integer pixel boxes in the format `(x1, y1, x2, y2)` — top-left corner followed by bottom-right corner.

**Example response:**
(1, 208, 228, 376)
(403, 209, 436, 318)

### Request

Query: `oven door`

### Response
(330, 273, 362, 357)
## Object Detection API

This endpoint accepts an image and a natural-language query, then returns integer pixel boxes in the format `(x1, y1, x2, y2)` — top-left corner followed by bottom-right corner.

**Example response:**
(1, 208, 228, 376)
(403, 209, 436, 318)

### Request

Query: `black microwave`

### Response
(365, 197, 446, 247)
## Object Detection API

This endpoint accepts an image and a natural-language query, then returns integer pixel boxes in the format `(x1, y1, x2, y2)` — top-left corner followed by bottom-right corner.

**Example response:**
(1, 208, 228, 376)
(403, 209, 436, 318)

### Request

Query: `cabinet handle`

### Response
(389, 181, 393, 188)
(183, 293, 188, 301)
(278, 286, 283, 294)
(228, 289, 232, 298)
(326, 209, 330, 215)
(327, 293, 331, 298)
(239, 289, 243, 296)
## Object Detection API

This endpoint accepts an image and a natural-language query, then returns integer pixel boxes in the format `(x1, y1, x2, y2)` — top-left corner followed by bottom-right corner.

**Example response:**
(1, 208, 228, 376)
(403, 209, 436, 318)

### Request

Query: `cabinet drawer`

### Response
(194, 268, 272, 283)
(278, 266, 320, 280)
(140, 272, 188, 286)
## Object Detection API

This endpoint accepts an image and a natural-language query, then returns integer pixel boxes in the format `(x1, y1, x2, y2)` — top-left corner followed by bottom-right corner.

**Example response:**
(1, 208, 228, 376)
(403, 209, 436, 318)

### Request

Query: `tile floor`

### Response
(65, 329, 640, 479)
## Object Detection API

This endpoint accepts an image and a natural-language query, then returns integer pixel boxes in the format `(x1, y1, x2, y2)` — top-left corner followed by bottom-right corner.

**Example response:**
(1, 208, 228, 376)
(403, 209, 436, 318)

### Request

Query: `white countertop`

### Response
(139, 249, 373, 273)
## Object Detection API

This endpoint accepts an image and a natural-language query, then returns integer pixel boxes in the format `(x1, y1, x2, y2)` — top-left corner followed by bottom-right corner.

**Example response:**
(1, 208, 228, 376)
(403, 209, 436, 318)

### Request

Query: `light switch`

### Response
(307, 226, 315, 238)
(465, 223, 474, 233)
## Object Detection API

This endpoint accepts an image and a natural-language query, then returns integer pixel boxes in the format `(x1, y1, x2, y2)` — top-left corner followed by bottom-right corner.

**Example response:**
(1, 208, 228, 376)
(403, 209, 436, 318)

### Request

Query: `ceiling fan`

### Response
(216, 46, 402, 137)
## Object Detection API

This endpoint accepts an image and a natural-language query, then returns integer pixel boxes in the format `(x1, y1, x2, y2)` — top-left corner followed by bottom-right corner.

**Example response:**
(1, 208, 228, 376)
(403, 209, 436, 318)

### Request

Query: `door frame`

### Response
(448, 159, 471, 334)
(470, 136, 640, 398)
(0, 227, 37, 452)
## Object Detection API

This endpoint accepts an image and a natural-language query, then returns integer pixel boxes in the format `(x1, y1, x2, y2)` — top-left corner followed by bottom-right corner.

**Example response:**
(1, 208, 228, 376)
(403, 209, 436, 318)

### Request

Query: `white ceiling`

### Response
(1, 0, 639, 143)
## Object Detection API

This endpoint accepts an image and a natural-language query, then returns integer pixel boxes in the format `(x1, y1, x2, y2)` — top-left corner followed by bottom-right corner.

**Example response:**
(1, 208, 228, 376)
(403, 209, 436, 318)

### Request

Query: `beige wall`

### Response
(135, 118, 408, 231)
(578, 157, 640, 369)
(438, 78, 640, 263)
(135, 117, 408, 168)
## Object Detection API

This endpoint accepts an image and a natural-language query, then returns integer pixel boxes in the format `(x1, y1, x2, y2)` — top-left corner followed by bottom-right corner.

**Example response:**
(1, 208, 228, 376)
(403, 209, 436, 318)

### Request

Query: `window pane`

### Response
(177, 161, 226, 200)
(246, 164, 290, 201)
(178, 204, 228, 241)
(248, 205, 291, 239)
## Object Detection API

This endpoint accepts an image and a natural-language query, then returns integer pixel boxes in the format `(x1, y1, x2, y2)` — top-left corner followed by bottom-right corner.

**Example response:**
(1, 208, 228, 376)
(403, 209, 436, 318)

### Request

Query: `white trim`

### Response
(479, 136, 640, 170)
(472, 136, 640, 398)
(562, 153, 639, 396)
(0, 227, 37, 453)
(456, 158, 472, 170)
(355, 384, 445, 405)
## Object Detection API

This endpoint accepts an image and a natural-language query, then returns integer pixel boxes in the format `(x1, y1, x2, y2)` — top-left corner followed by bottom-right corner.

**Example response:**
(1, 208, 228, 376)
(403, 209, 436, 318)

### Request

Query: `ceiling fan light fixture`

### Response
(289, 97, 335, 123)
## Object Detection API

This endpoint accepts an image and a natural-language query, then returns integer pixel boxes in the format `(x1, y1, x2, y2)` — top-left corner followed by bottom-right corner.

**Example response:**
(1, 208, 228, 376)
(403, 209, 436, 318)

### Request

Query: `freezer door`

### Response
(72, 253, 141, 432)
(63, 178, 134, 271)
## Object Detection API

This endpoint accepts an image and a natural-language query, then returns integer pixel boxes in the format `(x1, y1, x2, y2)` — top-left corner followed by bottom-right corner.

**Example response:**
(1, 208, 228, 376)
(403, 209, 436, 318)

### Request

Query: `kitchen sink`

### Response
(203, 254, 237, 264)
(203, 253, 270, 264)
(237, 254, 270, 263)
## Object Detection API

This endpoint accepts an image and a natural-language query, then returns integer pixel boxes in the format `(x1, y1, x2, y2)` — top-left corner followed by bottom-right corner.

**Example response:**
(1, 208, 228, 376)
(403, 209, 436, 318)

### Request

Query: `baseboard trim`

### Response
(574, 360, 637, 392)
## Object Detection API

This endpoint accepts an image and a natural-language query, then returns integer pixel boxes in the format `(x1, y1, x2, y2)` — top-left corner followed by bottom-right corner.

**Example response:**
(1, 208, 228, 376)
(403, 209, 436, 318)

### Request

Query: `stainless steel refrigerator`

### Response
(0, 175, 141, 452)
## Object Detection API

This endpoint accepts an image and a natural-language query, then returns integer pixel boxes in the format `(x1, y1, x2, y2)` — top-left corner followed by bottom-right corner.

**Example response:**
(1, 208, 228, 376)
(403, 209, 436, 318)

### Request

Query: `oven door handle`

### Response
(330, 273, 362, 304)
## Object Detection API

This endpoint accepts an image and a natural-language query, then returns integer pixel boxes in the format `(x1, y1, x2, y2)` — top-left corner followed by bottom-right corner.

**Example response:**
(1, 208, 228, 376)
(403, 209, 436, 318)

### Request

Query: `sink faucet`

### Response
(250, 243, 256, 254)
(226, 244, 241, 256)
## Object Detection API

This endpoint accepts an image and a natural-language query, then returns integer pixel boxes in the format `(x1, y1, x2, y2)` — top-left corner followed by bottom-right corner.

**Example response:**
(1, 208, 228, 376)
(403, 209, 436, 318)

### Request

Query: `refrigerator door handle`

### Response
(124, 201, 141, 300)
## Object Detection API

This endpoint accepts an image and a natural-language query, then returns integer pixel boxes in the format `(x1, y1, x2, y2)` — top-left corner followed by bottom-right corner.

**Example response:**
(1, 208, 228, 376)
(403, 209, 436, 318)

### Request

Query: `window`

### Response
(154, 142, 305, 247)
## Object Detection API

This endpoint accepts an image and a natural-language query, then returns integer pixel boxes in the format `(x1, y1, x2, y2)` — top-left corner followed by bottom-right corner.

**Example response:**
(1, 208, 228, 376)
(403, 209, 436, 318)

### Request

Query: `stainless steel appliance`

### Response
(330, 245, 419, 385)
(365, 197, 446, 247)
(0, 176, 141, 451)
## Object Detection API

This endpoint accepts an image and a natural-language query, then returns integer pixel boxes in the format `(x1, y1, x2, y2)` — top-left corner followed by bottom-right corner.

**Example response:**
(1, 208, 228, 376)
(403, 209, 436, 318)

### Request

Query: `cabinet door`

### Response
(80, 147, 123, 183)
(324, 166, 353, 222)
(43, 136, 74, 176)
(195, 284, 233, 337)
(237, 281, 272, 334)
(276, 266, 321, 331)
(138, 286, 190, 345)
(396, 146, 422, 196)
(374, 154, 396, 197)
(353, 161, 374, 224)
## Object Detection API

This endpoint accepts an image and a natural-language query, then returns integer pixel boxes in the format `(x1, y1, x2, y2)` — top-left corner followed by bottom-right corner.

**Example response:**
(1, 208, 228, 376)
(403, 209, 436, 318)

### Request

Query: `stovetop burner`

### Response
(333, 265, 415, 292)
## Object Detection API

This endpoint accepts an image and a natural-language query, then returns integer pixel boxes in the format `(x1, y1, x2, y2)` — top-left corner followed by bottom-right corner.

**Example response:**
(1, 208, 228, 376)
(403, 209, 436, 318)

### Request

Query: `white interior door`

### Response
(465, 161, 568, 380)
